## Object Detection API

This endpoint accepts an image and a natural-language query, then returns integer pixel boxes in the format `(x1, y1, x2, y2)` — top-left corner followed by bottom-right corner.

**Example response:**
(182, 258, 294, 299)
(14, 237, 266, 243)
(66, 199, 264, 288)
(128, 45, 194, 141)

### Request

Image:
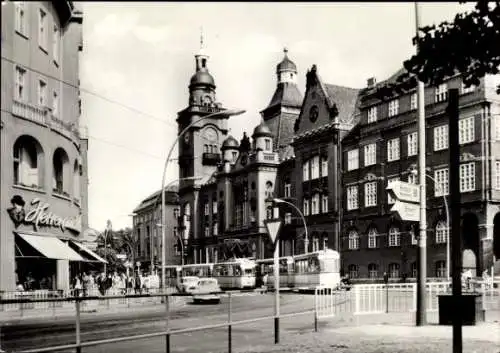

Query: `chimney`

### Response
(367, 77, 377, 88)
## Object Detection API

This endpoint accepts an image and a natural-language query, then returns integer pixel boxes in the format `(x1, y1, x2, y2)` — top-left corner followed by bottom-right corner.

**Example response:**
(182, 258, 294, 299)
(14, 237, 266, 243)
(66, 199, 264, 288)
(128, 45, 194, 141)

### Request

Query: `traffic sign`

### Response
(391, 201, 420, 222)
(264, 219, 282, 244)
(386, 180, 420, 203)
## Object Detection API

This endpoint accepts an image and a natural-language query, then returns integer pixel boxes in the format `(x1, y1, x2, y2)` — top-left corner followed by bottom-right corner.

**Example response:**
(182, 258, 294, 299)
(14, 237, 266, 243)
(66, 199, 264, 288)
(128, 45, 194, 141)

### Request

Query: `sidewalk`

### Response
(234, 322, 500, 353)
(0, 296, 189, 325)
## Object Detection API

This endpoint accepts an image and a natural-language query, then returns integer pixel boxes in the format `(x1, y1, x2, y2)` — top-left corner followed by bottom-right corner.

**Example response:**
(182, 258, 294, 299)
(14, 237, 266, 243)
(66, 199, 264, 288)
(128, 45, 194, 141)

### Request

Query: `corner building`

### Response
(0, 2, 97, 292)
(341, 71, 500, 281)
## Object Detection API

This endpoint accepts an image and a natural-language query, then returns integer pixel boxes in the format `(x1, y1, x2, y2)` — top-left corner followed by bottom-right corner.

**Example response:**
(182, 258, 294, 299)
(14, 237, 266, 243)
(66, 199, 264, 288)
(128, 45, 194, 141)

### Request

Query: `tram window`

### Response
(244, 268, 254, 275)
(234, 266, 242, 276)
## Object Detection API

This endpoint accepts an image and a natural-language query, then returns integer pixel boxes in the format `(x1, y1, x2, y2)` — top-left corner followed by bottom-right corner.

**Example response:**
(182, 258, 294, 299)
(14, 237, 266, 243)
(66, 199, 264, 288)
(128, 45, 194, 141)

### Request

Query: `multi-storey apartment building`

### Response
(0, 2, 97, 292)
(341, 70, 500, 281)
(132, 186, 179, 273)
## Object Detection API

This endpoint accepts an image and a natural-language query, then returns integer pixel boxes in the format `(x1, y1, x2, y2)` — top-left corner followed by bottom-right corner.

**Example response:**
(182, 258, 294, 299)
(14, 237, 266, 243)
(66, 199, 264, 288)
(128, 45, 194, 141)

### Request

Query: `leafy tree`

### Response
(95, 247, 125, 273)
(119, 228, 138, 266)
(378, 1, 500, 98)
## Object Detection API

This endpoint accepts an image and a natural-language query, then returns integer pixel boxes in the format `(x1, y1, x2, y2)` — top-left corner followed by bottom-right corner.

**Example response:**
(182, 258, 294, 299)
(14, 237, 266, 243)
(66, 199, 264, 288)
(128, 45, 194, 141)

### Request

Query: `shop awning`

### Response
(69, 240, 107, 263)
(16, 233, 84, 261)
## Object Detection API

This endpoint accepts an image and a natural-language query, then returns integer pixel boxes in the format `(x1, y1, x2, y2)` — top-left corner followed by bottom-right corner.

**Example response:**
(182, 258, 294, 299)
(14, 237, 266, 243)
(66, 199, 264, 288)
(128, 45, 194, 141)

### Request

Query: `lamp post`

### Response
(411, 169, 450, 279)
(272, 198, 309, 254)
(160, 108, 246, 292)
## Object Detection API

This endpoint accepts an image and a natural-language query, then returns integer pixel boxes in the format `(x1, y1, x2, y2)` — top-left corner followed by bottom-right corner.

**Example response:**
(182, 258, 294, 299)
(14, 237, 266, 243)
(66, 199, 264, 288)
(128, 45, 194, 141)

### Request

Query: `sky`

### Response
(80, 2, 475, 232)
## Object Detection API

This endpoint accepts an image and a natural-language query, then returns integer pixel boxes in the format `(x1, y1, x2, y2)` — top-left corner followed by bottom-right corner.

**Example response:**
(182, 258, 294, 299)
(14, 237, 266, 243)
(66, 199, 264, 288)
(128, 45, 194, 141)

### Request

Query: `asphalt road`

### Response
(1, 293, 317, 353)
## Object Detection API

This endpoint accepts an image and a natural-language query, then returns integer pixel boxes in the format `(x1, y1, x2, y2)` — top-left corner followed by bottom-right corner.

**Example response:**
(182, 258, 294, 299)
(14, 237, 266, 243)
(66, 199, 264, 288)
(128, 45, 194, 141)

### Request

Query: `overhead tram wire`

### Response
(1, 56, 228, 144)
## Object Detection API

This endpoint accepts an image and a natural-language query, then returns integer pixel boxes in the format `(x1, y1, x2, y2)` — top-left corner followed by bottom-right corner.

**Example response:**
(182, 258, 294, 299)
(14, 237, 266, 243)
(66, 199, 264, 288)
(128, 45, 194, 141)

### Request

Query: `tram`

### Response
(212, 258, 256, 289)
(256, 256, 294, 289)
(292, 249, 341, 290)
(181, 263, 213, 278)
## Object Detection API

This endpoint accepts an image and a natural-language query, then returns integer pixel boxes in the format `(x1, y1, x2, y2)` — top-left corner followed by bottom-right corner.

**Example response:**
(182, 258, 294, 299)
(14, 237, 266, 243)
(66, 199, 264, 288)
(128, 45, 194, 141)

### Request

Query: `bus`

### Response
(256, 256, 294, 289)
(212, 258, 256, 289)
(163, 265, 182, 289)
(293, 249, 341, 290)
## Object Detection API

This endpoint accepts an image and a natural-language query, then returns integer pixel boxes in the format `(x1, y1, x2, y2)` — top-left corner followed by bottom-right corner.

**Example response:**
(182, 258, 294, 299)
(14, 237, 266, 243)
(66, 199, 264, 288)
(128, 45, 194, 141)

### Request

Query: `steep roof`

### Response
(263, 83, 303, 111)
(324, 84, 362, 123)
(133, 185, 178, 213)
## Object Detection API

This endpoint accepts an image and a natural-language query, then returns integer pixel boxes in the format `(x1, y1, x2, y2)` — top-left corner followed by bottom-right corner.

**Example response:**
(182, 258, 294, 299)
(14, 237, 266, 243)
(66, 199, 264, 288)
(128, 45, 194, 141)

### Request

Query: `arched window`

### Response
(53, 147, 69, 194)
(435, 260, 446, 278)
(203, 144, 209, 153)
(13, 136, 43, 188)
(321, 232, 328, 250)
(265, 181, 273, 198)
(388, 263, 400, 278)
(368, 263, 378, 278)
(388, 227, 400, 247)
(435, 221, 448, 244)
(73, 160, 80, 200)
(348, 230, 359, 250)
(368, 228, 377, 248)
(321, 156, 328, 177)
(348, 264, 359, 278)
(312, 232, 319, 252)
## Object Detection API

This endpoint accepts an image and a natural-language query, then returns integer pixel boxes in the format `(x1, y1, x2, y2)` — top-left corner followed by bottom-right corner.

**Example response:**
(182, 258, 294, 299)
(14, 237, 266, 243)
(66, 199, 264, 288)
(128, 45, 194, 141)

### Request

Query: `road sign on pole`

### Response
(391, 201, 420, 222)
(386, 180, 420, 203)
(264, 219, 282, 244)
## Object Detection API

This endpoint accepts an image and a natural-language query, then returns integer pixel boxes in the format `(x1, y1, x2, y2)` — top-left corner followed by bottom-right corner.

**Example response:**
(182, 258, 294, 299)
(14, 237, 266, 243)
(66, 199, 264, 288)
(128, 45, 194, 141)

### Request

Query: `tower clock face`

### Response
(203, 127, 217, 142)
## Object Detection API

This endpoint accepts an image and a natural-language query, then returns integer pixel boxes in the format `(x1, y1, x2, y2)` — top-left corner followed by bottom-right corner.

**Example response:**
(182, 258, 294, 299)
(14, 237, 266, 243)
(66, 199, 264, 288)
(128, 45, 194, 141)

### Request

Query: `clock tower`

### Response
(176, 33, 228, 263)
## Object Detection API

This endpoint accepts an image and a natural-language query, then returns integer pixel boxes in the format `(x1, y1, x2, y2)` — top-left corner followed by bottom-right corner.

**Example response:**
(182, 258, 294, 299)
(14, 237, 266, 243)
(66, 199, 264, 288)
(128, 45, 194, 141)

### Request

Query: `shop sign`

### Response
(7, 196, 81, 234)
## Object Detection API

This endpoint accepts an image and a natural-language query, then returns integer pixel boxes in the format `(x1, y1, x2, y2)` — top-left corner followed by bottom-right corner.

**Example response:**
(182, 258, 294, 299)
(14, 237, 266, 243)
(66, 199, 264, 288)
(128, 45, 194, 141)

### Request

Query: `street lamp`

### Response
(411, 169, 450, 280)
(160, 108, 246, 292)
(272, 198, 309, 254)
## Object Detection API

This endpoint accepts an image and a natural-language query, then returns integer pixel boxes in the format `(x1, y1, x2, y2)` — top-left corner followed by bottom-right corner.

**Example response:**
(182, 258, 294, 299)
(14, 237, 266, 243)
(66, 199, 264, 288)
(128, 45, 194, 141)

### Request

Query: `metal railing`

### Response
(1, 290, 316, 353)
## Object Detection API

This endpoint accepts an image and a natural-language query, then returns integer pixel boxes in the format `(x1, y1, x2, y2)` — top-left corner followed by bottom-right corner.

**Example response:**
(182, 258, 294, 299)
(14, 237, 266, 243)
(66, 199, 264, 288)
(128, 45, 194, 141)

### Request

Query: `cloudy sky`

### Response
(81, 2, 474, 231)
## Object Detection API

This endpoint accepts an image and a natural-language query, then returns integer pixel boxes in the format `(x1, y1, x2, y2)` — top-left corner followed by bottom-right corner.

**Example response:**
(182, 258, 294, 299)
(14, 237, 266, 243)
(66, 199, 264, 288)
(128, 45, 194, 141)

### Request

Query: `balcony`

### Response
(12, 99, 48, 126)
(50, 115, 80, 141)
(202, 152, 221, 166)
(249, 151, 279, 164)
(189, 105, 223, 114)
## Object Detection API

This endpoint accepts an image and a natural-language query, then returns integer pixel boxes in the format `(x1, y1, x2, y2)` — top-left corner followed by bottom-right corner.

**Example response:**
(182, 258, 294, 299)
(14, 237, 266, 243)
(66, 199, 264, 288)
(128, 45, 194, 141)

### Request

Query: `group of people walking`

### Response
(72, 271, 160, 296)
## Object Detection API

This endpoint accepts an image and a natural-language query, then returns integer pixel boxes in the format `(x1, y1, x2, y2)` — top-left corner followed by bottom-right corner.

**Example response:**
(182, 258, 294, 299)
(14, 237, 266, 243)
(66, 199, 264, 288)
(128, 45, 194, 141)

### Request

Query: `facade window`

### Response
(460, 162, 476, 192)
(312, 237, 320, 252)
(203, 144, 209, 153)
(52, 148, 68, 194)
(387, 177, 400, 204)
(232, 151, 237, 161)
(364, 181, 377, 207)
(38, 9, 47, 50)
(435, 261, 447, 278)
(459, 116, 475, 144)
(204, 226, 210, 237)
(173, 208, 180, 219)
(388, 227, 401, 247)
(435, 83, 448, 103)
(495, 161, 500, 190)
(321, 194, 328, 213)
(213, 222, 218, 236)
(434, 168, 449, 196)
(53, 24, 60, 62)
(204, 202, 209, 216)
(73, 161, 80, 199)
(38, 79, 47, 106)
(323, 237, 328, 250)
(410, 229, 418, 245)
(368, 263, 378, 278)
(303, 198, 310, 216)
(461, 82, 475, 95)
(407, 132, 418, 157)
(435, 221, 449, 244)
(346, 185, 358, 210)
(52, 91, 59, 116)
(388, 263, 400, 278)
(311, 193, 319, 215)
(15, 66, 27, 101)
(410, 93, 417, 111)
(15, 2, 27, 35)
(364, 143, 376, 166)
(321, 156, 328, 177)
(310, 156, 320, 179)
(284, 181, 291, 198)
(368, 106, 377, 123)
(212, 200, 217, 214)
(411, 262, 417, 277)
(265, 181, 273, 198)
(388, 99, 399, 117)
(368, 228, 377, 248)
(348, 264, 359, 278)
(284, 212, 292, 224)
(302, 160, 310, 181)
(348, 231, 359, 250)
(347, 149, 359, 171)
(434, 125, 449, 151)
(265, 138, 271, 151)
(387, 138, 400, 162)
(408, 173, 417, 184)
(13, 138, 39, 187)
(266, 206, 273, 220)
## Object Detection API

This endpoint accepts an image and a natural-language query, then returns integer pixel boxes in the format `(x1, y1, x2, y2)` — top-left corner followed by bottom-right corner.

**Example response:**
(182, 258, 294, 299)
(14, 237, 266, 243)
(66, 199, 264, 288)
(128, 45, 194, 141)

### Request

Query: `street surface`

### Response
(1, 293, 317, 353)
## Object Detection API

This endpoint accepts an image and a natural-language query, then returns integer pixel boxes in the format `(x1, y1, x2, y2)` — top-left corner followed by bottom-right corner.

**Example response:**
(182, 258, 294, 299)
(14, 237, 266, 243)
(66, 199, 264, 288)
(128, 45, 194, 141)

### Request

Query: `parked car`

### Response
(191, 278, 222, 304)
(177, 276, 200, 293)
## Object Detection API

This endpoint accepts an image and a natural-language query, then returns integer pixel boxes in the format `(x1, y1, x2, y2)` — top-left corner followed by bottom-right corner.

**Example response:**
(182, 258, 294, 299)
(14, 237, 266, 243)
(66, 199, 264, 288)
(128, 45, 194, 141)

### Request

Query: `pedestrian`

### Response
(134, 272, 142, 294)
(73, 275, 82, 297)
